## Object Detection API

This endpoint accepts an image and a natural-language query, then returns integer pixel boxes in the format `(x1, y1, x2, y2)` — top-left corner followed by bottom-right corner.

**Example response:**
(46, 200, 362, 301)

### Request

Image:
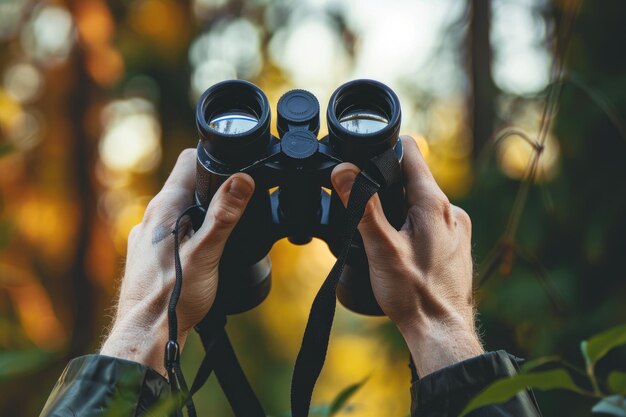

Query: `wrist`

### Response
(100, 308, 188, 378)
(398, 313, 484, 377)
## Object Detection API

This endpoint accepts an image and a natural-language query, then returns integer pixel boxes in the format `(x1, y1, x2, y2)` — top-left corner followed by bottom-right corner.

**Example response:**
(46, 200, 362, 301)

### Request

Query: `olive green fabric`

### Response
(40, 355, 170, 417)
(410, 350, 542, 416)
(40, 351, 541, 416)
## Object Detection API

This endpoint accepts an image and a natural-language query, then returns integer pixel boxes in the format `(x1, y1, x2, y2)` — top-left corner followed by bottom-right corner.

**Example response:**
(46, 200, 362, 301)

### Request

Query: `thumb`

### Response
(331, 163, 399, 252)
(191, 173, 255, 260)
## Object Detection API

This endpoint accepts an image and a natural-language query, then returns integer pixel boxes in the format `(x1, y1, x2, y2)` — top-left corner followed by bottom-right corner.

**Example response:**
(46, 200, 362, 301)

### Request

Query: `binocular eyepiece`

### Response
(194, 79, 405, 316)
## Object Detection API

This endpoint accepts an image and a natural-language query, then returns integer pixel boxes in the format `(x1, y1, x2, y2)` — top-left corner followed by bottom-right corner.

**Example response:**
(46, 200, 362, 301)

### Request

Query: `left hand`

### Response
(100, 149, 255, 376)
(331, 137, 483, 377)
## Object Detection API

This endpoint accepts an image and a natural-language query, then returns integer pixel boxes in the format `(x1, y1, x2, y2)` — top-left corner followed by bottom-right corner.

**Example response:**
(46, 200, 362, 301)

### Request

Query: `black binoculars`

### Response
(193, 79, 406, 316)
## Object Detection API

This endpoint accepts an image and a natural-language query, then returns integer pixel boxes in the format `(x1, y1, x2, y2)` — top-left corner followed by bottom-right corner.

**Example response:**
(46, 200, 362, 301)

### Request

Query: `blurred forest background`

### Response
(1, 0, 625, 416)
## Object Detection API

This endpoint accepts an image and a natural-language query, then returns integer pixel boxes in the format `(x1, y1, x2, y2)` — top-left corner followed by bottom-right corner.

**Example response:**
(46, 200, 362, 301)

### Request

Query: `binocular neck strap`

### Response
(167, 205, 266, 417)
(194, 317, 266, 416)
(291, 147, 401, 417)
(165, 204, 203, 417)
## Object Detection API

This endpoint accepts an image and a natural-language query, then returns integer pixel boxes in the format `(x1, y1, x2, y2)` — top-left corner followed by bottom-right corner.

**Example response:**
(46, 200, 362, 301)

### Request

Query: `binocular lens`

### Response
(209, 112, 259, 135)
(196, 80, 271, 166)
(327, 79, 401, 166)
(338, 111, 388, 134)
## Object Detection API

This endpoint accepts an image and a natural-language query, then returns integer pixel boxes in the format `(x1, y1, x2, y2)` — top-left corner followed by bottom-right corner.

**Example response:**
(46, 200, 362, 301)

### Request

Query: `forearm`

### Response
(100, 300, 188, 378)
(398, 312, 484, 377)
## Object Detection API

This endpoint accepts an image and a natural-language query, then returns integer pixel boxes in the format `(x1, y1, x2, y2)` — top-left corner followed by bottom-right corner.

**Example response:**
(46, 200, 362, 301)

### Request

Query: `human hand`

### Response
(100, 149, 255, 376)
(331, 136, 483, 377)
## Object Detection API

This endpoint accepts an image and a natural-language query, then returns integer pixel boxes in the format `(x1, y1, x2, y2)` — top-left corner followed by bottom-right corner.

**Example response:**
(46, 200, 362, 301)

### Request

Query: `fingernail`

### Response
(333, 170, 356, 195)
(228, 177, 253, 201)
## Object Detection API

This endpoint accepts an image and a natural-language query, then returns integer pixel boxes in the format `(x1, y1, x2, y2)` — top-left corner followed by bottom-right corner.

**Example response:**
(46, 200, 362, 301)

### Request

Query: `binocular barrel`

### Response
(327, 79, 402, 167)
(194, 79, 405, 315)
(196, 80, 272, 166)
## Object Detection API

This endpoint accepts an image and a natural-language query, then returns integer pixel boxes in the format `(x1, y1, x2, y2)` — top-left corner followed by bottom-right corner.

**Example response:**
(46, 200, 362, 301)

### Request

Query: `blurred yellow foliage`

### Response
(87, 45, 125, 87)
(75, 0, 125, 86)
(259, 238, 335, 357)
(0, 89, 23, 134)
(14, 194, 78, 260)
(112, 197, 150, 254)
(129, 0, 189, 48)
(1, 263, 66, 350)
(497, 132, 560, 182)
(318, 335, 411, 417)
(75, 0, 114, 47)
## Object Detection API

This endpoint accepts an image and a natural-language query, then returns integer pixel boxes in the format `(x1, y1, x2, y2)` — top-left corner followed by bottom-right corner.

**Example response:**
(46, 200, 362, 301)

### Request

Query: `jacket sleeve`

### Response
(410, 350, 542, 417)
(40, 354, 171, 417)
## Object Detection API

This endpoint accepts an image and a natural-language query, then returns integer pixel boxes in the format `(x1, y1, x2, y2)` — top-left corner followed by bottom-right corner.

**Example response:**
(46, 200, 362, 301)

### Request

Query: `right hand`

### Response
(331, 136, 484, 377)
(101, 149, 255, 376)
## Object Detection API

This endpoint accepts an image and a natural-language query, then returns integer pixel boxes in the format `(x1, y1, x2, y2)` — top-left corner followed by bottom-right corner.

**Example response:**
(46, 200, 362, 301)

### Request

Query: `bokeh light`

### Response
(269, 15, 349, 88)
(0, 0, 29, 40)
(20, 4, 75, 65)
(6, 110, 44, 151)
(3, 62, 43, 103)
(190, 18, 262, 99)
(99, 98, 162, 173)
(492, 0, 551, 94)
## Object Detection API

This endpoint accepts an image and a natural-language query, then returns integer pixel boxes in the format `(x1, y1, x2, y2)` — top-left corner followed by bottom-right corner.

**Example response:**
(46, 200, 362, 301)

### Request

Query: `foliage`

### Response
(460, 323, 626, 416)
(296, 377, 370, 417)
(0, 349, 55, 383)
(0, 143, 13, 158)
(136, 378, 368, 417)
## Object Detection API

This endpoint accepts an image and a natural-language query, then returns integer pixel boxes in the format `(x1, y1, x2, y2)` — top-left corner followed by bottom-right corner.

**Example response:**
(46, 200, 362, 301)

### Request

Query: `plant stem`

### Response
(586, 362, 602, 396)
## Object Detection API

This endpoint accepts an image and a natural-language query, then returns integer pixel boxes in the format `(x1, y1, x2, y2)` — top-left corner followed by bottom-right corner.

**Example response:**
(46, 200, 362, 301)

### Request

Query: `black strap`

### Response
(290, 147, 400, 417)
(166, 205, 265, 417)
(166, 204, 204, 417)
(192, 312, 266, 416)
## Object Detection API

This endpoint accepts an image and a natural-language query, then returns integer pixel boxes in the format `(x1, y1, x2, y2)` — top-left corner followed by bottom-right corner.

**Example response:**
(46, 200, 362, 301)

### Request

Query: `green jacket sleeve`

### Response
(40, 354, 170, 417)
(410, 350, 542, 417)
(41, 351, 542, 417)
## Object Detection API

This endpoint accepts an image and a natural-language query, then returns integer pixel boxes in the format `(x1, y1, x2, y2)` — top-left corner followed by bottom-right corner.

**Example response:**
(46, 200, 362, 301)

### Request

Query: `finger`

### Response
(161, 148, 197, 195)
(331, 163, 400, 255)
(191, 173, 255, 261)
(401, 136, 447, 206)
(143, 149, 197, 224)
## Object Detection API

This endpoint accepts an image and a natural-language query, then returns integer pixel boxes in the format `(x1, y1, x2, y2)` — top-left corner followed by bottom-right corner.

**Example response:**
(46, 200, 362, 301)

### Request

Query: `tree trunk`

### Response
(468, 0, 497, 158)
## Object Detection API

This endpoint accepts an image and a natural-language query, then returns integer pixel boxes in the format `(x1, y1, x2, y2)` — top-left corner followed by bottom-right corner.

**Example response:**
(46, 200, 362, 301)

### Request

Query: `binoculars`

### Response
(194, 79, 406, 316)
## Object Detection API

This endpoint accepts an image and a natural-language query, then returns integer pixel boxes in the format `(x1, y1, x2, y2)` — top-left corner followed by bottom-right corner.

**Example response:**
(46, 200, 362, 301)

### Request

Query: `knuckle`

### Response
(210, 203, 240, 229)
(359, 200, 379, 226)
(143, 197, 165, 222)
(453, 205, 472, 233)
(178, 148, 196, 162)
(421, 190, 451, 215)
(127, 224, 142, 245)
(437, 193, 452, 214)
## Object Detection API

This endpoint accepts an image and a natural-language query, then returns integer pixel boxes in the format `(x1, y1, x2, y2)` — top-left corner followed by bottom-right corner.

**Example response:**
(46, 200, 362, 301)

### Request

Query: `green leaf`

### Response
(308, 405, 331, 416)
(0, 349, 54, 381)
(328, 376, 369, 416)
(582, 324, 626, 365)
(520, 355, 561, 373)
(0, 143, 13, 158)
(140, 392, 186, 417)
(460, 369, 582, 416)
(0, 220, 14, 250)
(581, 340, 591, 365)
(592, 396, 626, 416)
(609, 372, 626, 396)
